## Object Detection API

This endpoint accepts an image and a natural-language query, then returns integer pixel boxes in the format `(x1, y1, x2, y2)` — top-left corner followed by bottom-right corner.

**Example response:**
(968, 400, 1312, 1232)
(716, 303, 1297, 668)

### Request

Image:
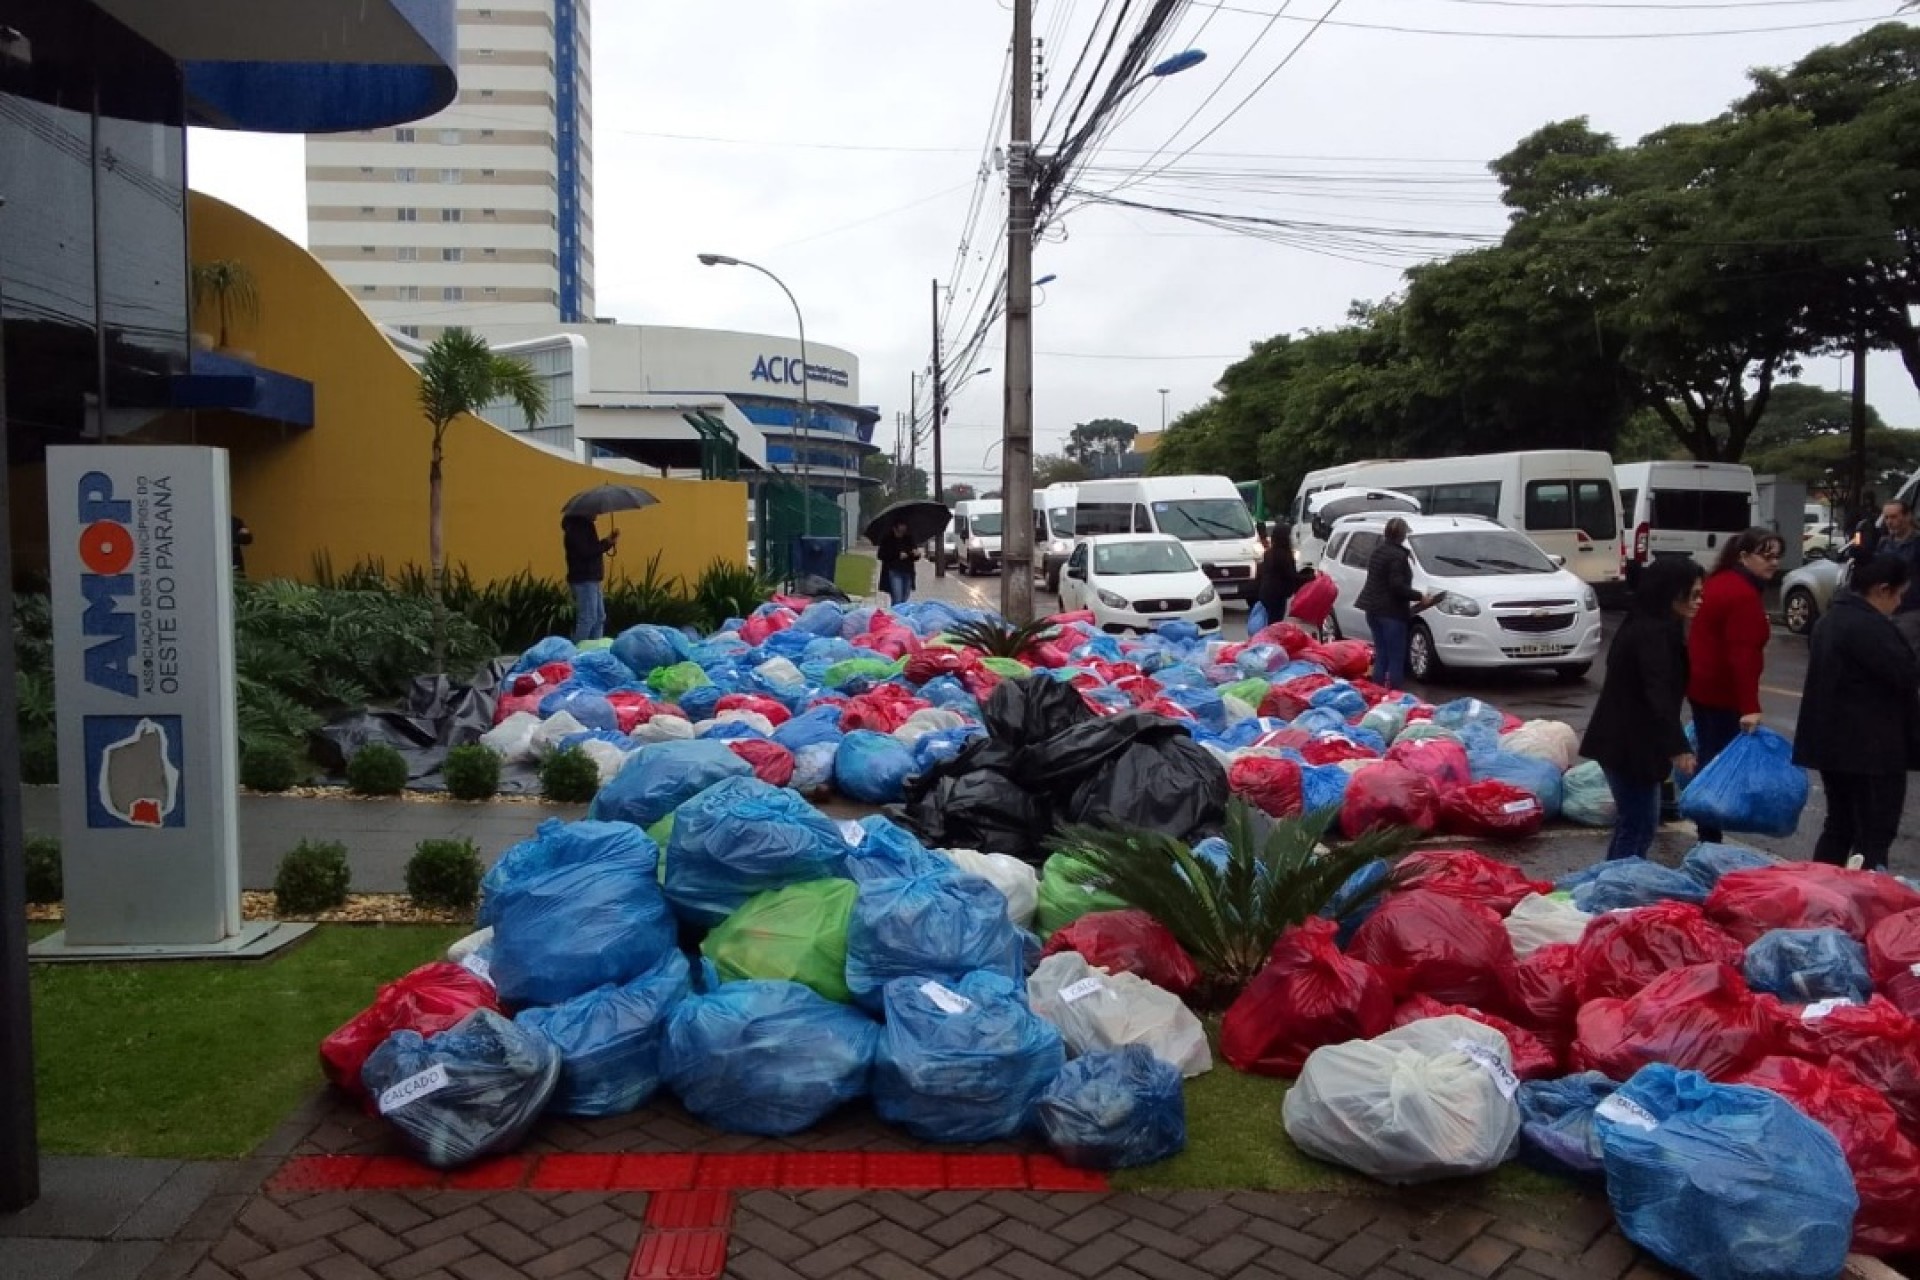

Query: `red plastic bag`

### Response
(1731, 1056, 1920, 1257)
(1505, 942, 1583, 1055)
(839, 687, 929, 734)
(852, 627, 921, 660)
(1437, 781, 1545, 841)
(1570, 962, 1773, 1081)
(1706, 862, 1920, 945)
(1039, 909, 1202, 998)
(1392, 849, 1549, 915)
(714, 693, 792, 727)
(1135, 697, 1197, 723)
(727, 739, 796, 788)
(1347, 889, 1516, 1013)
(1251, 621, 1316, 654)
(1046, 609, 1097, 626)
(903, 648, 975, 685)
(320, 962, 499, 1106)
(1274, 673, 1335, 701)
(1227, 755, 1303, 819)
(1220, 918, 1394, 1077)
(493, 690, 545, 724)
(1868, 908, 1920, 1021)
(1285, 575, 1339, 628)
(1339, 763, 1439, 838)
(1771, 994, 1920, 1137)
(1575, 901, 1747, 1002)
(1390, 994, 1559, 1079)
(1302, 640, 1371, 680)
(1258, 687, 1313, 722)
(1385, 737, 1472, 790)
(740, 609, 796, 646)
(1300, 735, 1378, 768)
(605, 692, 668, 733)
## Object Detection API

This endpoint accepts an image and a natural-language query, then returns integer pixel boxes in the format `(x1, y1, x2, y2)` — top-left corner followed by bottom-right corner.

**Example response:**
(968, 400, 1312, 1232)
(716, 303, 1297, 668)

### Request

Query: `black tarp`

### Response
(311, 659, 509, 787)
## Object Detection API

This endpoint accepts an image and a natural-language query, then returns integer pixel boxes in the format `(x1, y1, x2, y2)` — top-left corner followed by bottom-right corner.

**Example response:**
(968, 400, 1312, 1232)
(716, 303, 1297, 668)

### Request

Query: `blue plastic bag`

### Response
(1320, 858, 1391, 946)
(1033, 1045, 1186, 1170)
(1160, 685, 1226, 733)
(660, 979, 879, 1136)
(663, 776, 850, 926)
(845, 870, 1025, 1011)
(1561, 857, 1705, 914)
(1680, 842, 1772, 890)
(1246, 601, 1270, 634)
(1678, 728, 1808, 838)
(772, 705, 845, 752)
(912, 727, 981, 772)
(487, 824, 677, 1007)
(873, 971, 1066, 1143)
(1290, 707, 1350, 737)
(795, 601, 847, 637)
(1560, 760, 1615, 827)
(1309, 683, 1367, 721)
(845, 815, 947, 883)
(1470, 750, 1564, 818)
(569, 648, 637, 692)
(833, 730, 917, 804)
(481, 817, 653, 926)
(588, 740, 752, 828)
(1742, 928, 1872, 1004)
(1593, 1064, 1857, 1280)
(360, 1010, 562, 1169)
(612, 623, 692, 678)
(677, 685, 725, 723)
(514, 949, 691, 1116)
(1516, 1072, 1618, 1178)
(695, 719, 763, 742)
(1300, 763, 1351, 817)
(538, 686, 620, 733)
(510, 636, 576, 675)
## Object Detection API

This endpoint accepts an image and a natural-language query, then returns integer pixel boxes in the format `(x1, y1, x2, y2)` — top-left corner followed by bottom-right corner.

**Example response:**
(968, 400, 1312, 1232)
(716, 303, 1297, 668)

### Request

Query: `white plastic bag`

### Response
(577, 738, 632, 785)
(446, 926, 494, 964)
(1028, 952, 1212, 1078)
(479, 713, 542, 765)
(529, 711, 589, 758)
(1221, 695, 1258, 727)
(939, 848, 1040, 930)
(1281, 1015, 1521, 1184)
(631, 714, 695, 744)
(754, 656, 806, 692)
(892, 708, 969, 746)
(1499, 720, 1580, 773)
(1503, 893, 1592, 959)
(1561, 760, 1616, 827)
(700, 710, 774, 737)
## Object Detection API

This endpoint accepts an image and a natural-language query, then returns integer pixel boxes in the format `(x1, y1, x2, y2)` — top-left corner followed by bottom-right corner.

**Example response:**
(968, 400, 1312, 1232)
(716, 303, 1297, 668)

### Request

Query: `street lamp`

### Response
(1158, 388, 1170, 431)
(697, 252, 818, 537)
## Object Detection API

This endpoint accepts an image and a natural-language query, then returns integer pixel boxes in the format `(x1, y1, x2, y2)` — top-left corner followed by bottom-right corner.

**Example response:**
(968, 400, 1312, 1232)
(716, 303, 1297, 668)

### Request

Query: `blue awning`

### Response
(170, 351, 314, 428)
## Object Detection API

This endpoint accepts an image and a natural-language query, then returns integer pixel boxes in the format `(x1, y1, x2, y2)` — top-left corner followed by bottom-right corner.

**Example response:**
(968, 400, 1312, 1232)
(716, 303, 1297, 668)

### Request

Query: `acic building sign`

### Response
(46, 447, 241, 946)
(749, 354, 851, 389)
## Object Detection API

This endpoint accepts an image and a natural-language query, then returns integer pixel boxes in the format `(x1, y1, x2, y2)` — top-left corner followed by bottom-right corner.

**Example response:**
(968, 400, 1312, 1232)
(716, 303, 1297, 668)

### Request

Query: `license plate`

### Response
(1516, 643, 1560, 656)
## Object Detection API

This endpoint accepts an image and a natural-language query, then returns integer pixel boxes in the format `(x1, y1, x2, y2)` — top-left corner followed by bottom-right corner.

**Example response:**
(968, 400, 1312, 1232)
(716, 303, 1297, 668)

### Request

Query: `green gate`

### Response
(756, 479, 843, 582)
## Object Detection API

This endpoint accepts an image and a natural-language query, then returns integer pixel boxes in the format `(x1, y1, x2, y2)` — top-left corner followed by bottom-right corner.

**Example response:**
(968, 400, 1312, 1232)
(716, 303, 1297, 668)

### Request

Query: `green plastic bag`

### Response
(1037, 850, 1130, 937)
(823, 658, 894, 689)
(700, 879, 858, 1003)
(1222, 678, 1270, 709)
(648, 661, 710, 700)
(980, 656, 1032, 680)
(648, 813, 676, 883)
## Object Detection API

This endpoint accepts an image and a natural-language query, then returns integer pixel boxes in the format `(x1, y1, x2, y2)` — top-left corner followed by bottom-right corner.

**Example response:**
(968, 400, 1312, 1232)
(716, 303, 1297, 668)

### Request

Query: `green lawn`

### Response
(29, 924, 463, 1159)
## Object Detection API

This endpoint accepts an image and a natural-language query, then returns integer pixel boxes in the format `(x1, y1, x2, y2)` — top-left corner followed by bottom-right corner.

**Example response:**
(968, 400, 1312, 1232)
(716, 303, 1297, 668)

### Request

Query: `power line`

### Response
(1185, 0, 1906, 37)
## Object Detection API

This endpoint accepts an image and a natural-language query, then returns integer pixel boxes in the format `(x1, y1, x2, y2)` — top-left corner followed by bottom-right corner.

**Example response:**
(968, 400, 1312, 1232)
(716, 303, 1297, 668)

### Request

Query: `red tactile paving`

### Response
(627, 1227, 729, 1280)
(692, 1153, 783, 1188)
(1027, 1153, 1112, 1191)
(264, 1155, 365, 1195)
(776, 1152, 867, 1187)
(945, 1153, 1032, 1189)
(861, 1152, 950, 1190)
(353, 1155, 442, 1189)
(444, 1154, 531, 1189)
(614, 1153, 700, 1190)
(645, 1190, 734, 1231)
(529, 1152, 623, 1190)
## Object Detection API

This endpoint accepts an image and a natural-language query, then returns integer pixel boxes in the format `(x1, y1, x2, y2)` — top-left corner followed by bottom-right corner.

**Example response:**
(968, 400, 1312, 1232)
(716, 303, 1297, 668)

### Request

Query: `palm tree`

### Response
(190, 260, 259, 350)
(417, 328, 547, 671)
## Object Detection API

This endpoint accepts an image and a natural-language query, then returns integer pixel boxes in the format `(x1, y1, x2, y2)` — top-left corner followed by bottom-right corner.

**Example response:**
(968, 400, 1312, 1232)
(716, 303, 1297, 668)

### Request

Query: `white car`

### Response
(1318, 514, 1603, 680)
(1059, 534, 1225, 636)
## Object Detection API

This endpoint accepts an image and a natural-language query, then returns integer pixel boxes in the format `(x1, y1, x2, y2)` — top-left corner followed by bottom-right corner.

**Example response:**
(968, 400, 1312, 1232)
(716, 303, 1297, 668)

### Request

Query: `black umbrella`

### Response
(865, 499, 951, 545)
(563, 484, 658, 519)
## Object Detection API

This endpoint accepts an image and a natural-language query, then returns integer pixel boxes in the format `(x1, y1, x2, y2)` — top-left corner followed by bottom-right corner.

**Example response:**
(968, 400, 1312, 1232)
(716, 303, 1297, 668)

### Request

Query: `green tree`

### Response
(1033, 453, 1090, 486)
(859, 454, 929, 521)
(1064, 417, 1140, 469)
(417, 328, 547, 671)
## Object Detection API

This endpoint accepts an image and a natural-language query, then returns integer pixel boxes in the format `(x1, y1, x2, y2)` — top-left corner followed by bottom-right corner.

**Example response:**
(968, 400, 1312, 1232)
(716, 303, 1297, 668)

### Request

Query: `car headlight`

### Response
(1582, 588, 1599, 611)
(1195, 585, 1217, 605)
(1096, 588, 1129, 610)
(1048, 540, 1069, 555)
(1436, 595, 1482, 617)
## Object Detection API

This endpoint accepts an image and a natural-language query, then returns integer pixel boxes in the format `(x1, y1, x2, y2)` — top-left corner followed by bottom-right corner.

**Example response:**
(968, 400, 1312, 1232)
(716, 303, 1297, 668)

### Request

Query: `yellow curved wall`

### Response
(182, 191, 746, 587)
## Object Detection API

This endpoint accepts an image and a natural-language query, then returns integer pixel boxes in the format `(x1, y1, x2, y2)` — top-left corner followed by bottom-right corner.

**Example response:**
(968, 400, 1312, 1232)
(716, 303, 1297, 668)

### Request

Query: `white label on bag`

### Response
(1595, 1095, 1659, 1131)
(1800, 997, 1856, 1023)
(839, 821, 866, 846)
(1060, 977, 1106, 1004)
(1452, 1039, 1519, 1099)
(1910, 961, 1920, 979)
(920, 982, 972, 1015)
(1501, 800, 1538, 815)
(378, 1064, 450, 1115)
(458, 951, 492, 985)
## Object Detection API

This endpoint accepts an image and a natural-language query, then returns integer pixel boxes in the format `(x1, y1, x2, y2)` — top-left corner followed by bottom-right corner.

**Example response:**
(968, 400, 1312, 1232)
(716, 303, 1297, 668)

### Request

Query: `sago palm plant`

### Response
(944, 616, 1060, 660)
(1054, 800, 1409, 1004)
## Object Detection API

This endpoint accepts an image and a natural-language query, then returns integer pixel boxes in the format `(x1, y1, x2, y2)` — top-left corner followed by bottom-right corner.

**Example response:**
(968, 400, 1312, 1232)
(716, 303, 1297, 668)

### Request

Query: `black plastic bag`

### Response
(1035, 717, 1227, 841)
(312, 660, 506, 779)
(983, 677, 1094, 747)
(897, 739, 1052, 862)
(1017, 710, 1161, 787)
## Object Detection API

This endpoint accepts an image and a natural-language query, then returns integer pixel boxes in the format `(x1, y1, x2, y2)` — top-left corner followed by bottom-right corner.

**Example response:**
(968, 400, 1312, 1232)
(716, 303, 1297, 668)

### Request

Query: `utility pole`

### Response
(931, 278, 949, 577)
(1000, 0, 1037, 623)
(908, 371, 919, 493)
(1849, 338, 1868, 527)
(1159, 388, 1170, 432)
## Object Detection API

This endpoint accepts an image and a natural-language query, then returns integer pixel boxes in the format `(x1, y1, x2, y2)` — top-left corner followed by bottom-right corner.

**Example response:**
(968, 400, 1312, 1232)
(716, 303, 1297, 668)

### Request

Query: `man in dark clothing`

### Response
(875, 518, 919, 607)
(231, 515, 253, 575)
(562, 514, 619, 641)
(1874, 499, 1920, 654)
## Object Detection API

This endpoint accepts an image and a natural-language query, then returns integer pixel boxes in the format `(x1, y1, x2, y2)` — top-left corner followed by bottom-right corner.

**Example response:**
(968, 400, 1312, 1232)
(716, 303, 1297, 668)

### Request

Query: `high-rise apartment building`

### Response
(304, 0, 593, 334)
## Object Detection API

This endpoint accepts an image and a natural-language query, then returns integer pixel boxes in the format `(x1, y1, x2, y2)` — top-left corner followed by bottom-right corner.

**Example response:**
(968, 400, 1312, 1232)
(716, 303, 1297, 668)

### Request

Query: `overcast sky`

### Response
(187, 0, 1920, 485)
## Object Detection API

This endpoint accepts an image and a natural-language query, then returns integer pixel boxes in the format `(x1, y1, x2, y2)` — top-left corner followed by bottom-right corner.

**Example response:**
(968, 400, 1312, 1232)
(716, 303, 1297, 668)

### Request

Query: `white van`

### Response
(1615, 461, 1756, 576)
(1292, 486, 1422, 574)
(950, 498, 1003, 575)
(1069, 475, 1263, 599)
(1289, 451, 1625, 588)
(1034, 483, 1079, 592)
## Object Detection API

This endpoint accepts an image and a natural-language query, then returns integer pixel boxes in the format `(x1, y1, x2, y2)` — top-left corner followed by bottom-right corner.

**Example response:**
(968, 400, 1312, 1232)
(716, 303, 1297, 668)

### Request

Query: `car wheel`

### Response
(1784, 587, 1817, 635)
(1554, 663, 1592, 681)
(1408, 623, 1442, 682)
(1046, 568, 1060, 594)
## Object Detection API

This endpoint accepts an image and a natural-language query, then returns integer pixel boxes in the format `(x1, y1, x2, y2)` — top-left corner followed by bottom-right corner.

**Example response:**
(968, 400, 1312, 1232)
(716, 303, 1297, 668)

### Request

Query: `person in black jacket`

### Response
(561, 514, 619, 641)
(1579, 556, 1703, 861)
(1256, 523, 1299, 630)
(1354, 519, 1436, 688)
(875, 517, 920, 606)
(1793, 555, 1919, 871)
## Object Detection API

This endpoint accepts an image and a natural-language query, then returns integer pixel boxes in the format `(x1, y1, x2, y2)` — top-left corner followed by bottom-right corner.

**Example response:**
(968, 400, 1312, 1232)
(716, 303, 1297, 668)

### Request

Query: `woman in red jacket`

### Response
(1687, 526, 1784, 842)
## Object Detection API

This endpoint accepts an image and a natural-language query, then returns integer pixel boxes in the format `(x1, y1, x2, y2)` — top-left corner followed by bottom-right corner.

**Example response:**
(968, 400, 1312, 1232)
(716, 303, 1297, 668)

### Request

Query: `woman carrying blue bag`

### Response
(1792, 555, 1920, 872)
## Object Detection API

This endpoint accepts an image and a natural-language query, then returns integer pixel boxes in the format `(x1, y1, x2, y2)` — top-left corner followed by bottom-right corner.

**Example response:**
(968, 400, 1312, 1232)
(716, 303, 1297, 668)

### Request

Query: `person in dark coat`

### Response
(1793, 555, 1920, 871)
(561, 514, 619, 642)
(1256, 524, 1299, 630)
(1354, 518, 1436, 689)
(875, 517, 920, 606)
(1580, 557, 1703, 861)
(231, 515, 253, 575)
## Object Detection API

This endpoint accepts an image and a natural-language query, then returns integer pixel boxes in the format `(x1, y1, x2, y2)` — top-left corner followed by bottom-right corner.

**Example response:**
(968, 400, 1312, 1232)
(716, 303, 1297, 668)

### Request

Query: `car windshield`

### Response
(1414, 531, 1557, 577)
(1046, 506, 1075, 536)
(1155, 499, 1256, 541)
(969, 513, 1002, 536)
(1094, 540, 1196, 576)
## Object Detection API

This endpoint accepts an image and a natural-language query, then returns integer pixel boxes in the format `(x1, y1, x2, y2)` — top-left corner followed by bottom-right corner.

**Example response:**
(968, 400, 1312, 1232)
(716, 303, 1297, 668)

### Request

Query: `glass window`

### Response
(398, 285, 419, 301)
(1068, 544, 1089, 572)
(1525, 479, 1617, 539)
(1154, 499, 1256, 541)
(1342, 532, 1380, 567)
(395, 127, 416, 141)
(1650, 489, 1751, 533)
(1425, 482, 1500, 519)
(442, 248, 463, 262)
(441, 168, 461, 184)
(396, 246, 418, 261)
(1133, 503, 1152, 532)
(1620, 489, 1638, 523)
(1413, 531, 1557, 577)
(969, 513, 1003, 536)
(1077, 502, 1133, 536)
(442, 287, 463, 301)
(397, 207, 417, 221)
(396, 167, 415, 182)
(442, 208, 462, 222)
(1094, 541, 1196, 576)
(1046, 506, 1075, 538)
(440, 128, 461, 144)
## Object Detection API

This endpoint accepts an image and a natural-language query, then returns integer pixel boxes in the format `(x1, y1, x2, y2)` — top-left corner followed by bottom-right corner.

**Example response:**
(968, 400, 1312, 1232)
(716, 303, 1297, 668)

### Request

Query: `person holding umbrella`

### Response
(876, 515, 920, 606)
(560, 484, 656, 641)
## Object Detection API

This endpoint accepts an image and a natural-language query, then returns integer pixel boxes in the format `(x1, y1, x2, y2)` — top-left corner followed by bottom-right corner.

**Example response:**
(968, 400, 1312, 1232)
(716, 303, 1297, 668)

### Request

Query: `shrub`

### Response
(607, 551, 703, 632)
(23, 836, 61, 904)
(18, 733, 57, 786)
(540, 746, 602, 804)
(406, 838, 483, 912)
(241, 742, 303, 792)
(691, 558, 776, 630)
(346, 743, 410, 796)
(274, 840, 351, 915)
(443, 744, 502, 801)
